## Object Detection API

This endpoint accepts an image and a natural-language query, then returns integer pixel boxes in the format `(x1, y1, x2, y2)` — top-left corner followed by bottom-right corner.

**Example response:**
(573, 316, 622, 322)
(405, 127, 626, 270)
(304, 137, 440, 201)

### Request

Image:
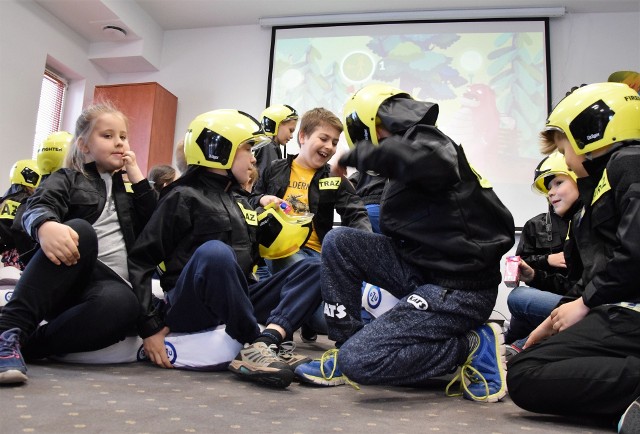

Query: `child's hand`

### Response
(549, 298, 589, 333)
(37, 221, 80, 266)
(122, 150, 144, 184)
(260, 195, 285, 207)
(518, 259, 535, 283)
(547, 252, 566, 268)
(523, 316, 555, 349)
(142, 326, 173, 369)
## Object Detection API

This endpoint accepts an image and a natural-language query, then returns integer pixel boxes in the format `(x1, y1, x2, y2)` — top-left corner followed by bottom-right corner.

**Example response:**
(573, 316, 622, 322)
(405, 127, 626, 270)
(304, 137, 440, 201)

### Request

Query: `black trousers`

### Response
(0, 219, 138, 358)
(507, 305, 640, 419)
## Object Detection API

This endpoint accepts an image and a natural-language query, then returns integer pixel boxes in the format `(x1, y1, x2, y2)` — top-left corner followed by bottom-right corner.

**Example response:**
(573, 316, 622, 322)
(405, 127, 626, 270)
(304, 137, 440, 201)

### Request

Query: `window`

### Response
(32, 69, 67, 158)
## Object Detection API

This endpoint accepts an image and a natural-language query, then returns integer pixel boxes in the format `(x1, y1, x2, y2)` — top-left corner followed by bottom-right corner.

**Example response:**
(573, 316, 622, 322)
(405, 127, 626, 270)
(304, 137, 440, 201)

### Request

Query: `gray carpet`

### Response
(2, 335, 613, 433)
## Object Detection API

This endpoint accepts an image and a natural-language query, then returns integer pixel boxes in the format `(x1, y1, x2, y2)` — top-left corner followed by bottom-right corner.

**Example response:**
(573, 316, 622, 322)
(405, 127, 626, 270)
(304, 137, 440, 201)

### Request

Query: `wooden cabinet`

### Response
(93, 82, 178, 175)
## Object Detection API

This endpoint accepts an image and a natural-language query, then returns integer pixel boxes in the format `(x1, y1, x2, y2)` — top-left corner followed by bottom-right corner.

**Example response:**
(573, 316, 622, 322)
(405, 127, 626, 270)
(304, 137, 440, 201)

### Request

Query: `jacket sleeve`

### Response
(343, 126, 461, 192)
(335, 176, 372, 232)
(516, 218, 550, 270)
(128, 190, 190, 338)
(130, 178, 158, 227)
(582, 155, 640, 307)
(21, 171, 73, 241)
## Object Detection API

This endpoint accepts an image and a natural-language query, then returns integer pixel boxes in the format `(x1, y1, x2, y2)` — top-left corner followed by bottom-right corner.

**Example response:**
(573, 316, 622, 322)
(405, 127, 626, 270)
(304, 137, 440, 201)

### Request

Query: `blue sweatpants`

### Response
(163, 240, 322, 343)
(321, 227, 497, 386)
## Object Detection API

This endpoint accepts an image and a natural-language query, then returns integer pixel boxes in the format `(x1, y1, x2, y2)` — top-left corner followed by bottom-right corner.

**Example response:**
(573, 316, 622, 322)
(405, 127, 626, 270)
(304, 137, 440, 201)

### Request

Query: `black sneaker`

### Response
(0, 328, 28, 384)
(300, 324, 317, 343)
(228, 342, 294, 388)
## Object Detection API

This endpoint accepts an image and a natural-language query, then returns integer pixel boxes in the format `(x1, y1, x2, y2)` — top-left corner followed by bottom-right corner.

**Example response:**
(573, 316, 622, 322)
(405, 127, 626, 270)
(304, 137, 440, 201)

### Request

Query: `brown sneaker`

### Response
(228, 342, 294, 388)
(277, 341, 311, 369)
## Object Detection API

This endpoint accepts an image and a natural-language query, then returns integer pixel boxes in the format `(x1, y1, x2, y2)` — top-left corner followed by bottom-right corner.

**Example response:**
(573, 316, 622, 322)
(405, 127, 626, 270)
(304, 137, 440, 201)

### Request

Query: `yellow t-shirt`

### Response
(284, 159, 321, 252)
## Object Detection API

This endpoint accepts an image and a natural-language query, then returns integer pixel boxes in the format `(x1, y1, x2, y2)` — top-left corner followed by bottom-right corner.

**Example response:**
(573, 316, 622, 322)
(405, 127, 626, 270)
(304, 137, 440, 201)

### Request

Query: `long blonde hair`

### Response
(65, 102, 128, 174)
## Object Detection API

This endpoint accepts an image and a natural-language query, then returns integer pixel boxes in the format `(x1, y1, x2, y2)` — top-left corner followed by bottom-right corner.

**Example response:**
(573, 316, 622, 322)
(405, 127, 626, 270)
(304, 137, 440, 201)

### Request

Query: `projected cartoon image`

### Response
(269, 21, 549, 226)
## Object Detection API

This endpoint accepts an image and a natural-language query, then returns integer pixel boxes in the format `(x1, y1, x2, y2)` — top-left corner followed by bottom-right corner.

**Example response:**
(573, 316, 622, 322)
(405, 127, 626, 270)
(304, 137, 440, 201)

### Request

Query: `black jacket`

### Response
(250, 155, 371, 244)
(516, 205, 571, 273)
(342, 123, 515, 290)
(0, 185, 35, 256)
(254, 139, 283, 176)
(560, 141, 640, 307)
(128, 169, 259, 338)
(348, 170, 387, 206)
(19, 162, 156, 254)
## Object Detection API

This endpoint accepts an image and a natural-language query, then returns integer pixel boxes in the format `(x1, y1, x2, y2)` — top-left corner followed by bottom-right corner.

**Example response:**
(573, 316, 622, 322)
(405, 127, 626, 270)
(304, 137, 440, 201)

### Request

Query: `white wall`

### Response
(0, 0, 108, 188)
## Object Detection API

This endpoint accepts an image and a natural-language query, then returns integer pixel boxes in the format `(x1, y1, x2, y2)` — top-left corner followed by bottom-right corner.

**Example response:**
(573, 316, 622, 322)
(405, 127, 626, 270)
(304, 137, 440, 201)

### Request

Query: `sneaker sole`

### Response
(228, 361, 294, 388)
(296, 372, 346, 387)
(0, 369, 28, 384)
(464, 322, 507, 403)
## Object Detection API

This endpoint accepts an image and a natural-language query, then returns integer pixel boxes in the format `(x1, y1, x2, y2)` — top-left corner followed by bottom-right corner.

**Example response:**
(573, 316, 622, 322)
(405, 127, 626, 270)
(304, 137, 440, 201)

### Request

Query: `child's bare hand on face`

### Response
(37, 221, 80, 266)
(122, 150, 144, 184)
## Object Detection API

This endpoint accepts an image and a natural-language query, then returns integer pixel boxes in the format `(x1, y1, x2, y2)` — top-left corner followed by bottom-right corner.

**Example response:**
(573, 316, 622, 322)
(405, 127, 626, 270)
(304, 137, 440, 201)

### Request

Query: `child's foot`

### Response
(228, 342, 294, 388)
(294, 349, 358, 388)
(619, 396, 640, 433)
(446, 323, 506, 402)
(0, 328, 28, 384)
(299, 325, 317, 343)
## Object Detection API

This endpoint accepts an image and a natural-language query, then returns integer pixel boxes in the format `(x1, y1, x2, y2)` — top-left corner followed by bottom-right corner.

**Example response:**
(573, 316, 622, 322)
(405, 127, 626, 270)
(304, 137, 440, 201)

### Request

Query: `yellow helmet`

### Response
(184, 110, 270, 170)
(343, 83, 410, 148)
(257, 203, 313, 260)
(261, 105, 299, 137)
(37, 131, 72, 175)
(10, 159, 41, 188)
(532, 151, 577, 195)
(545, 82, 640, 155)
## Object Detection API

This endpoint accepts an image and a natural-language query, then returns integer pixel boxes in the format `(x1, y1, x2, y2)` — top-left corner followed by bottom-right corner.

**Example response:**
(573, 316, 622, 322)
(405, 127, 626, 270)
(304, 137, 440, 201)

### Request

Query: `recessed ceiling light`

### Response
(102, 25, 127, 40)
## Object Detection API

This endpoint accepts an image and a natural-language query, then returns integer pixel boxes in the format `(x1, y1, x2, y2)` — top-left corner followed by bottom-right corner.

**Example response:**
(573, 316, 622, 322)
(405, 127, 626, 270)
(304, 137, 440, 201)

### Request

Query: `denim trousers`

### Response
(0, 219, 139, 359)
(508, 305, 640, 419)
(267, 246, 327, 334)
(321, 226, 497, 386)
(505, 285, 562, 344)
(164, 240, 322, 343)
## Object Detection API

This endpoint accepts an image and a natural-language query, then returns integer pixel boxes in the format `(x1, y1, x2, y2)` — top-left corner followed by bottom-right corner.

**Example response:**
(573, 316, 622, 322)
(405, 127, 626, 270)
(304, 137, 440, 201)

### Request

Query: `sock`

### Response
(254, 328, 282, 347)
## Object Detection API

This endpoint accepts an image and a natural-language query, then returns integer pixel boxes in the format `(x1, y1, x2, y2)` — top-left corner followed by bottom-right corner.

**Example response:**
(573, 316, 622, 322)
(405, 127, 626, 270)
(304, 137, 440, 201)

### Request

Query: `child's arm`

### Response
(334, 177, 372, 232)
(339, 126, 460, 191)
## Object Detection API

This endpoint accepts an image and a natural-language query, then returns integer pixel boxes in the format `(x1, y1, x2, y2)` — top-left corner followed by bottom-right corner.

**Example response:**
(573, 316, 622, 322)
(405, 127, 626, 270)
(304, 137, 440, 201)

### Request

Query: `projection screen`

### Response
(267, 19, 551, 228)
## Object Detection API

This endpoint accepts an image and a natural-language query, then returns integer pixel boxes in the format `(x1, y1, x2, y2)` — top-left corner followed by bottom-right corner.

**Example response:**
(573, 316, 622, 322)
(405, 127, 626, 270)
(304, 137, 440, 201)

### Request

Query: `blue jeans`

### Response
(164, 241, 322, 343)
(365, 204, 381, 234)
(266, 246, 327, 334)
(266, 246, 321, 274)
(321, 226, 497, 386)
(505, 285, 562, 344)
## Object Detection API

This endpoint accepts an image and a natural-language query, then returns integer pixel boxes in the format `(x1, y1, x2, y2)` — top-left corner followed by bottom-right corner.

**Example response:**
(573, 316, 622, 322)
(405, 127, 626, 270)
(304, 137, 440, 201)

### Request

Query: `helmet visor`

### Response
(196, 127, 233, 166)
(345, 111, 372, 145)
(569, 99, 614, 151)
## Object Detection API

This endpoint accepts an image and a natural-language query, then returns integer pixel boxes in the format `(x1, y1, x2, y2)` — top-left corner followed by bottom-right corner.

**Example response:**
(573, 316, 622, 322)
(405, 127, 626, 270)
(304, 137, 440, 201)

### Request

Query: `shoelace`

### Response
(277, 341, 298, 360)
(0, 331, 21, 357)
(320, 349, 360, 390)
(444, 351, 490, 401)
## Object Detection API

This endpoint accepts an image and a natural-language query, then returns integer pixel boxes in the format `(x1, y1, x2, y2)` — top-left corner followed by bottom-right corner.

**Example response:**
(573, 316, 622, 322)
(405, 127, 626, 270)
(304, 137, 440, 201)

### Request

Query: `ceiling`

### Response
(32, 0, 640, 72)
